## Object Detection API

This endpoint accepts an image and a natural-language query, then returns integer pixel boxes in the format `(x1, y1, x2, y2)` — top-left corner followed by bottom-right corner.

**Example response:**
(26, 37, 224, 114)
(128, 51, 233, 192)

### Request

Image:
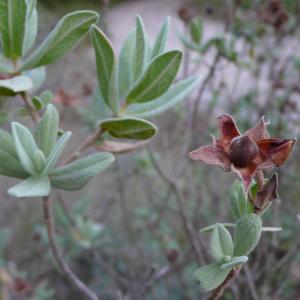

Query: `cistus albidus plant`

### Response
(0, 1, 198, 299)
(189, 114, 296, 300)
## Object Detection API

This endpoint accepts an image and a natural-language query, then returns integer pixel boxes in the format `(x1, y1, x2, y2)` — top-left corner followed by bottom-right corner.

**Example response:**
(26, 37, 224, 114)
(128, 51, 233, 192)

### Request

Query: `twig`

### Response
(146, 146, 204, 265)
(207, 267, 241, 300)
(42, 195, 99, 300)
(20, 92, 40, 123)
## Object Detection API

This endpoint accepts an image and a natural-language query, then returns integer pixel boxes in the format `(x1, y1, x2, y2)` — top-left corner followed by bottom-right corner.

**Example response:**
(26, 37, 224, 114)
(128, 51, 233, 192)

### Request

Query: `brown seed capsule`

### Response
(229, 135, 258, 168)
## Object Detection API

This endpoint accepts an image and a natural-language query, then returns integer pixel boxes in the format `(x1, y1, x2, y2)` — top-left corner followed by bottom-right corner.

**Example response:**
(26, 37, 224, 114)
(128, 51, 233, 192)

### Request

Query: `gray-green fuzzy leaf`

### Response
(0, 76, 33, 95)
(126, 76, 198, 118)
(23, 0, 38, 54)
(133, 15, 147, 81)
(0, 129, 28, 178)
(118, 30, 135, 99)
(50, 152, 114, 191)
(0, 0, 27, 58)
(90, 25, 116, 109)
(36, 104, 59, 157)
(210, 224, 234, 262)
(220, 256, 248, 270)
(127, 50, 182, 104)
(234, 214, 262, 256)
(42, 131, 72, 174)
(19, 10, 99, 71)
(151, 17, 170, 59)
(194, 263, 231, 291)
(12, 122, 38, 174)
(190, 16, 203, 44)
(23, 67, 46, 92)
(100, 117, 157, 140)
(7, 175, 51, 198)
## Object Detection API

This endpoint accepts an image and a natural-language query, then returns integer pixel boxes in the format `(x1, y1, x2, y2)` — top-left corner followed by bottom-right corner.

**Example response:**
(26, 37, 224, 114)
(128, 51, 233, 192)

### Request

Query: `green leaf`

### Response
(90, 25, 117, 110)
(126, 76, 198, 117)
(133, 15, 147, 81)
(194, 263, 231, 291)
(91, 86, 112, 120)
(190, 16, 203, 44)
(234, 214, 262, 256)
(0, 129, 28, 178)
(7, 175, 51, 198)
(12, 122, 38, 174)
(23, 0, 38, 54)
(42, 131, 72, 174)
(230, 180, 253, 220)
(0, 56, 14, 73)
(50, 152, 114, 191)
(0, 76, 33, 96)
(100, 117, 157, 140)
(36, 104, 59, 157)
(0, 0, 27, 58)
(19, 10, 99, 71)
(220, 256, 248, 270)
(33, 149, 46, 172)
(151, 17, 170, 59)
(127, 50, 182, 104)
(118, 30, 135, 99)
(210, 224, 234, 262)
(32, 90, 53, 110)
(23, 67, 46, 92)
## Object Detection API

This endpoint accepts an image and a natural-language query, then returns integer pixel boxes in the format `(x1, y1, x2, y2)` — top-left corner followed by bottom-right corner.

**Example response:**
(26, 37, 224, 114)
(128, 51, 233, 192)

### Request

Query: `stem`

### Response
(42, 195, 99, 300)
(207, 267, 241, 300)
(20, 92, 40, 123)
(62, 128, 104, 165)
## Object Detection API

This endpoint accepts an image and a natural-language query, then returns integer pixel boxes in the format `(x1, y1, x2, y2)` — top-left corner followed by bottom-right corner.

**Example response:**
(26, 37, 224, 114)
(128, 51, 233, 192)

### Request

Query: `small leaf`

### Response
(127, 50, 182, 104)
(126, 76, 199, 118)
(23, 67, 46, 92)
(190, 16, 203, 44)
(0, 0, 27, 58)
(90, 25, 117, 110)
(0, 129, 28, 178)
(220, 256, 248, 270)
(36, 104, 59, 157)
(12, 122, 38, 174)
(7, 175, 51, 198)
(234, 214, 262, 256)
(50, 152, 114, 191)
(33, 149, 46, 172)
(0, 76, 33, 96)
(42, 131, 72, 175)
(19, 10, 99, 71)
(23, 0, 38, 54)
(230, 180, 253, 220)
(133, 15, 147, 81)
(151, 17, 170, 59)
(210, 224, 234, 262)
(194, 263, 231, 291)
(100, 117, 157, 140)
(32, 90, 53, 110)
(91, 86, 112, 120)
(118, 30, 135, 99)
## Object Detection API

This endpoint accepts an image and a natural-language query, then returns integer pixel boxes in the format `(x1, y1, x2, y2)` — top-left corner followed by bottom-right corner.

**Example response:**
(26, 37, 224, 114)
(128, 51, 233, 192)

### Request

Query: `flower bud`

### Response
(229, 135, 258, 168)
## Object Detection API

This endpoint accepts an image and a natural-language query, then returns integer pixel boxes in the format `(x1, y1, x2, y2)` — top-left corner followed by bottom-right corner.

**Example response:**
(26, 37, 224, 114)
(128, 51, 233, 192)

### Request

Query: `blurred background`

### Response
(1, 0, 300, 299)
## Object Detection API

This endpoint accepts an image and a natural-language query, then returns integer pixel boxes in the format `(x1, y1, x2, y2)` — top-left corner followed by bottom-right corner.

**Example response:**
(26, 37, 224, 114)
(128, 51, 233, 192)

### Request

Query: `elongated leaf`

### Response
(50, 152, 114, 191)
(194, 263, 231, 291)
(127, 50, 182, 104)
(23, 0, 38, 54)
(133, 15, 147, 81)
(100, 117, 157, 140)
(126, 76, 198, 117)
(42, 131, 72, 174)
(210, 224, 234, 262)
(151, 17, 170, 59)
(0, 76, 33, 96)
(190, 16, 203, 44)
(91, 86, 112, 120)
(0, 129, 28, 178)
(19, 10, 99, 71)
(90, 25, 116, 109)
(12, 122, 38, 174)
(234, 214, 262, 256)
(220, 256, 248, 270)
(0, 0, 27, 58)
(36, 104, 59, 157)
(7, 175, 51, 198)
(118, 30, 135, 99)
